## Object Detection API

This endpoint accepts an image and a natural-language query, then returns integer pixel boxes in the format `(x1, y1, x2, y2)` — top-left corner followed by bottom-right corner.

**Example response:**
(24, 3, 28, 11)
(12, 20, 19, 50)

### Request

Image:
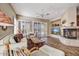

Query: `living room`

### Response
(0, 3, 79, 56)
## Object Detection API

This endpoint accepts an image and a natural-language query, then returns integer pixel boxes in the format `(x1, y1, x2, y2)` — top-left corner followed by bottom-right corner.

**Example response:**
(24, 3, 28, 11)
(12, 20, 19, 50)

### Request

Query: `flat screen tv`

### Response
(51, 27, 60, 35)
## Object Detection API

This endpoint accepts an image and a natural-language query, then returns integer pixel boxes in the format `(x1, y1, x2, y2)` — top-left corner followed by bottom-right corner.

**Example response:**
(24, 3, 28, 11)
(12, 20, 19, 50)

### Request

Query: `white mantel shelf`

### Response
(61, 26, 79, 29)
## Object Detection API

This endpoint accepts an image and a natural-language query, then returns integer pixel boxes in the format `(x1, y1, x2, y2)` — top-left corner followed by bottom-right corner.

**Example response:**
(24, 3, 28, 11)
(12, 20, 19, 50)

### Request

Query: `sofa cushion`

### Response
(9, 37, 27, 51)
(39, 45, 65, 56)
(0, 45, 8, 56)
(31, 50, 48, 56)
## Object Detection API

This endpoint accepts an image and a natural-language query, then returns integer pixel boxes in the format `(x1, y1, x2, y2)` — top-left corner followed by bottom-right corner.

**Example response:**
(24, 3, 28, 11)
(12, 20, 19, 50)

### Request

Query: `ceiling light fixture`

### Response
(36, 9, 50, 18)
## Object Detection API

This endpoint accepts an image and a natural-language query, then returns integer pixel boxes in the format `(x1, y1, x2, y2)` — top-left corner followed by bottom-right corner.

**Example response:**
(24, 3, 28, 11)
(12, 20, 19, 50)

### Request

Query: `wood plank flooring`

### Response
(47, 36, 79, 56)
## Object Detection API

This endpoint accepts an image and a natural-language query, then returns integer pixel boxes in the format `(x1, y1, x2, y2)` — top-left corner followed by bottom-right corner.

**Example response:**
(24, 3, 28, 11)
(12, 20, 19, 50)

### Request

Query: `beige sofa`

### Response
(0, 34, 12, 56)
(0, 34, 65, 56)
(31, 45, 65, 56)
(0, 34, 27, 56)
(9, 36, 27, 56)
(0, 45, 8, 56)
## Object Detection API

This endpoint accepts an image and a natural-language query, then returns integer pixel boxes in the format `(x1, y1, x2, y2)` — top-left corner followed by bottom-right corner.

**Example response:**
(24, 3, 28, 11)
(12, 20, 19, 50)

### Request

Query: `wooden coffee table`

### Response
(27, 37, 45, 50)
(31, 37, 45, 48)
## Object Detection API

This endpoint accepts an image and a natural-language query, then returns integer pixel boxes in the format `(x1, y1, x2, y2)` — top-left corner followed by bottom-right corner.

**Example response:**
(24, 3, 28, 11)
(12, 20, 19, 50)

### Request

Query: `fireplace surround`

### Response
(63, 28, 79, 39)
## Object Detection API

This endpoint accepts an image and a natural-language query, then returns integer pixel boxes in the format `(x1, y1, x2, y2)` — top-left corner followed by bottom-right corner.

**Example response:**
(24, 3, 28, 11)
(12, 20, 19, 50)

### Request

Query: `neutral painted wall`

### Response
(0, 26, 14, 40)
(61, 6, 77, 27)
(61, 6, 77, 36)
(0, 3, 16, 39)
(0, 3, 16, 23)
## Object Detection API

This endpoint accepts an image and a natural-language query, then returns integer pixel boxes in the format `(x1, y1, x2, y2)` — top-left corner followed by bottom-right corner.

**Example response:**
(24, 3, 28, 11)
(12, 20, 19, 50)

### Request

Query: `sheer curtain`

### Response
(18, 20, 47, 43)
(33, 22, 47, 39)
(18, 21, 31, 37)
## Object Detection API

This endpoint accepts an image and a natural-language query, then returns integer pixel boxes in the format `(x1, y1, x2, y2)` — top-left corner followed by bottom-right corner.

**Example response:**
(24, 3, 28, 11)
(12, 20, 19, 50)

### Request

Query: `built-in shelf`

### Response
(51, 20, 61, 35)
(52, 24, 60, 27)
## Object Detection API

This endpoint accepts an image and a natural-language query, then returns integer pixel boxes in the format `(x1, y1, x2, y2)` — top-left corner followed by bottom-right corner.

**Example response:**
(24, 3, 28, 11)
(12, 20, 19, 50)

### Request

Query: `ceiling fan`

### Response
(36, 9, 50, 18)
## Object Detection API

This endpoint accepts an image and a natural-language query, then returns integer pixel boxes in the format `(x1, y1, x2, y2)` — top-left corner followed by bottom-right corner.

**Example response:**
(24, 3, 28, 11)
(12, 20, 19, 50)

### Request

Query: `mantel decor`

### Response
(62, 20, 66, 24)
(70, 22, 74, 26)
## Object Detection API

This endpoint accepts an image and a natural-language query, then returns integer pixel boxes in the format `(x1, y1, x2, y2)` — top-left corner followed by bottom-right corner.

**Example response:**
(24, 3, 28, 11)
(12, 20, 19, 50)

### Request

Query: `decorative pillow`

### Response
(14, 34, 23, 43)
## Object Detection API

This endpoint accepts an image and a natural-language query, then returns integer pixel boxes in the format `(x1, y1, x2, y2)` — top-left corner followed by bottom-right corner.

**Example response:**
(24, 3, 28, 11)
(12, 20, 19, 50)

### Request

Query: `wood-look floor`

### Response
(47, 37, 79, 56)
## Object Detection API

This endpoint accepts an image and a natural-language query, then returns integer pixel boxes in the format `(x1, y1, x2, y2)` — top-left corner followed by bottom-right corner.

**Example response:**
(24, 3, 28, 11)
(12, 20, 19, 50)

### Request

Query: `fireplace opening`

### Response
(63, 28, 78, 39)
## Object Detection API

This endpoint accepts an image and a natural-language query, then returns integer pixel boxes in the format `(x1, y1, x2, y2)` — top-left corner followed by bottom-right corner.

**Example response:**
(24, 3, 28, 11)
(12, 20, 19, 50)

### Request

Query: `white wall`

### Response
(61, 6, 77, 27)
(0, 26, 14, 39)
(61, 6, 77, 36)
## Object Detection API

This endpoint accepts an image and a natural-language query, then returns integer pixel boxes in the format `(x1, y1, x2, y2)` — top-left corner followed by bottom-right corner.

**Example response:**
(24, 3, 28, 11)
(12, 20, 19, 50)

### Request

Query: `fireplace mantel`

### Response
(61, 26, 79, 29)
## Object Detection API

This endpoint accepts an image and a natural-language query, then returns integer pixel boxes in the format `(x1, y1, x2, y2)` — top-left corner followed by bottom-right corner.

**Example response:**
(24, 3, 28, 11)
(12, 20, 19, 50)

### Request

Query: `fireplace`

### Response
(63, 28, 78, 39)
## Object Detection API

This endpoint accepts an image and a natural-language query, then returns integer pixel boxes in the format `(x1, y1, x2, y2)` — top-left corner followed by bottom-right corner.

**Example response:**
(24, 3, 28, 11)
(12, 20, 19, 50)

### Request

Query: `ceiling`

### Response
(11, 3, 79, 20)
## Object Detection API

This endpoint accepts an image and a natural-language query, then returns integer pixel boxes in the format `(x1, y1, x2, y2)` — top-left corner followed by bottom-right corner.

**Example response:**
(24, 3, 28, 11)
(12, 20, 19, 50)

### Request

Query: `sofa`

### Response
(9, 35, 27, 56)
(9, 45, 65, 56)
(0, 45, 8, 56)
(0, 34, 65, 56)
(0, 34, 27, 56)
(31, 45, 65, 56)
(0, 34, 12, 56)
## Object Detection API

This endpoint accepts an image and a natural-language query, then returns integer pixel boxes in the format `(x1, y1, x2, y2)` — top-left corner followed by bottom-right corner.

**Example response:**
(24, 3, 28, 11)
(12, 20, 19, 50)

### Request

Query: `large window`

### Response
(33, 22, 47, 39)
(17, 20, 47, 39)
(18, 20, 31, 36)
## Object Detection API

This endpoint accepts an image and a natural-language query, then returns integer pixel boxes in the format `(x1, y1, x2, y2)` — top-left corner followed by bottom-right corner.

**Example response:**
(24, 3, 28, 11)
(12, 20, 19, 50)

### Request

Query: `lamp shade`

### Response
(0, 11, 13, 26)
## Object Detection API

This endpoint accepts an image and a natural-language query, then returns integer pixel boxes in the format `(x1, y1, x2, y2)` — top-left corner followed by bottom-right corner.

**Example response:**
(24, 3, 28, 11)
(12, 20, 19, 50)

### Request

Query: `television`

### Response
(51, 27, 61, 35)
